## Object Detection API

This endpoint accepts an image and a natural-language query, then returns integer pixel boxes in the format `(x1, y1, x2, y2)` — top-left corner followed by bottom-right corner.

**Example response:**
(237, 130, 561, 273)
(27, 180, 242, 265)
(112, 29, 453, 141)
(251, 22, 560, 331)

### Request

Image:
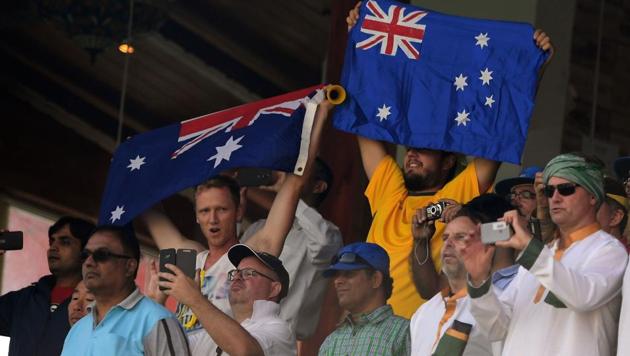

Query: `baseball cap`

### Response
(613, 156, 630, 182)
(323, 242, 390, 278)
(227, 244, 290, 301)
(494, 166, 542, 197)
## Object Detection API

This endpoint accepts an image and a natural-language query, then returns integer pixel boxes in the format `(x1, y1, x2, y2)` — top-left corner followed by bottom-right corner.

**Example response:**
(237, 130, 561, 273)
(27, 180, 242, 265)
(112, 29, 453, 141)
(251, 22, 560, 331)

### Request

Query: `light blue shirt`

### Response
(61, 288, 189, 356)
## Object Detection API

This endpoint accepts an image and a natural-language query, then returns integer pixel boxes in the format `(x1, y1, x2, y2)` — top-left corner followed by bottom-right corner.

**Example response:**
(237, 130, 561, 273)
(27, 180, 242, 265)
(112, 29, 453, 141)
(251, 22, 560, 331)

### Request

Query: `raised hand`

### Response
(454, 224, 494, 286)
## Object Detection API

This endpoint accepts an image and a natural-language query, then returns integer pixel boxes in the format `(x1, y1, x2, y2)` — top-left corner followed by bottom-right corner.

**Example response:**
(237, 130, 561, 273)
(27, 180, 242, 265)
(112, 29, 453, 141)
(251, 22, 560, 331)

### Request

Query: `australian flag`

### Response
(98, 85, 324, 225)
(333, 0, 548, 164)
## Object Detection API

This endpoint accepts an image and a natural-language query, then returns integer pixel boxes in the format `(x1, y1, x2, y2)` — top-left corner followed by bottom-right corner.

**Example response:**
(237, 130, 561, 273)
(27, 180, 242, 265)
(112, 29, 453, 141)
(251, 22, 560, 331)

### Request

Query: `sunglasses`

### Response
(543, 183, 580, 198)
(80, 248, 132, 263)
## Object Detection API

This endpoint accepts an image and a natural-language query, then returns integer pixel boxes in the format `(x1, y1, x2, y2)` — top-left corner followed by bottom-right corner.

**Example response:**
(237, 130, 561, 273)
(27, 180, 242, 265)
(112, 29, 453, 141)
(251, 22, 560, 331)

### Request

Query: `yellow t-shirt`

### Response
(365, 155, 480, 318)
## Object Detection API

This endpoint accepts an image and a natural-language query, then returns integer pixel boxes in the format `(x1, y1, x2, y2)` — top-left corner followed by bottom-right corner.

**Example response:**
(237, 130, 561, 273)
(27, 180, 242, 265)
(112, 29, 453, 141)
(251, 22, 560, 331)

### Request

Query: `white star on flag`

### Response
(208, 135, 244, 168)
(110, 205, 126, 223)
(475, 33, 490, 49)
(454, 74, 468, 91)
(479, 68, 493, 85)
(454, 110, 471, 126)
(376, 104, 392, 122)
(484, 95, 495, 108)
(127, 155, 146, 171)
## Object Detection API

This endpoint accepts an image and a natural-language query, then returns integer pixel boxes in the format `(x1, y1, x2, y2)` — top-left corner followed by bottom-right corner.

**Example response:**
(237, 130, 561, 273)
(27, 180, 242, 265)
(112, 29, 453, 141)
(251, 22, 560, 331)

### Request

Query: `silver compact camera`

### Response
(425, 201, 447, 221)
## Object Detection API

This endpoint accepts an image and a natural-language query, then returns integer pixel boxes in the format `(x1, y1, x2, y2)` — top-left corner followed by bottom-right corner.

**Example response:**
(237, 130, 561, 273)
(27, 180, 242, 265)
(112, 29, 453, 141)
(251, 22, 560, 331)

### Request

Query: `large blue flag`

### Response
(99, 85, 324, 225)
(333, 0, 548, 164)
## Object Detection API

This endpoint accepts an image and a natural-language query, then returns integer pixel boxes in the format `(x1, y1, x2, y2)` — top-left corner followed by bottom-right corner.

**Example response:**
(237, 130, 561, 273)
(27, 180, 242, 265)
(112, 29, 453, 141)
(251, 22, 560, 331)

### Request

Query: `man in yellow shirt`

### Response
(359, 139, 498, 318)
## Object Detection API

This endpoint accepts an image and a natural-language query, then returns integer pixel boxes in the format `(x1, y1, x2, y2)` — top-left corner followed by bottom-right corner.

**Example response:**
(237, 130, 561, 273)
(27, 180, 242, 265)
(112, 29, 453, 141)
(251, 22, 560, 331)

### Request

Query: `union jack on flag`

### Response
(98, 85, 324, 225)
(357, 0, 427, 60)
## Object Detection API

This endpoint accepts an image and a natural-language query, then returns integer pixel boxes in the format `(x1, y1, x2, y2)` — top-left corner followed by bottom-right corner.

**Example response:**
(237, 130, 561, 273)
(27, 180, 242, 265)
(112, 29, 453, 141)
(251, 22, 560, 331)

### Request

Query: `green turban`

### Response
(542, 153, 605, 206)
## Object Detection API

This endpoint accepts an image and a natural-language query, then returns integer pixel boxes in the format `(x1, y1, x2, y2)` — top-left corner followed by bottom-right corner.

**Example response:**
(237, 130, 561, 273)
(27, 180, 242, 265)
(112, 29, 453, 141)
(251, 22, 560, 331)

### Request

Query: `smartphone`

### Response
(176, 249, 197, 280)
(480, 221, 514, 244)
(159, 248, 177, 291)
(0, 231, 23, 250)
(235, 168, 273, 187)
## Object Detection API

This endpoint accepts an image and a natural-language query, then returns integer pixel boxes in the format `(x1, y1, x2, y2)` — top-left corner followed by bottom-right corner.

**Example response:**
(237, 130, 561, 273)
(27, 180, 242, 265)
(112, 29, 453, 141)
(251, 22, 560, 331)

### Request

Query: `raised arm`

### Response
(473, 158, 500, 194)
(139, 209, 206, 251)
(245, 100, 332, 256)
(159, 265, 264, 356)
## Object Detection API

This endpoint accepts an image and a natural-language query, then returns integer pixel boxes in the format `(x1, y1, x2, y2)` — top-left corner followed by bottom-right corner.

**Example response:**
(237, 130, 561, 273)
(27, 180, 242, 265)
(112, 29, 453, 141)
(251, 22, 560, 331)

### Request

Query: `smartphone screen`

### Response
(176, 249, 197, 280)
(159, 248, 177, 291)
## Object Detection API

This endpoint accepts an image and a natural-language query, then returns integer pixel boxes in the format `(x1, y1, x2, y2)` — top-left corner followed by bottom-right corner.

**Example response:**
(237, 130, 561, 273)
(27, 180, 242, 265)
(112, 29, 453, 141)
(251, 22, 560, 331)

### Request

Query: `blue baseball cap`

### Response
(494, 166, 543, 197)
(323, 242, 390, 278)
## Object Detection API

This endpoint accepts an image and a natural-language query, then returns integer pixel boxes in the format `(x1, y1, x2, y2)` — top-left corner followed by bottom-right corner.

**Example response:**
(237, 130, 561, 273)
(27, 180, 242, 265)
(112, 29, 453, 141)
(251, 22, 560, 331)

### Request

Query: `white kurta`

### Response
(410, 290, 493, 356)
(469, 229, 627, 356)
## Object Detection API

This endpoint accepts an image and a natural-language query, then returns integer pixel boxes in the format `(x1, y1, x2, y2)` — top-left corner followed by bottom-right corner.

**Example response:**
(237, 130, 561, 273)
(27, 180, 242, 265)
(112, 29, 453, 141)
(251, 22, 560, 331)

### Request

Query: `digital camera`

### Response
(425, 201, 447, 221)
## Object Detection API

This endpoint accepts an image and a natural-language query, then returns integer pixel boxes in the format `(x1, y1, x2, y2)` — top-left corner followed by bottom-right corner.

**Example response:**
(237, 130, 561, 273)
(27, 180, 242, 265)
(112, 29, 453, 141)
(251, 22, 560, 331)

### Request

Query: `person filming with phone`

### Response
(458, 153, 628, 355)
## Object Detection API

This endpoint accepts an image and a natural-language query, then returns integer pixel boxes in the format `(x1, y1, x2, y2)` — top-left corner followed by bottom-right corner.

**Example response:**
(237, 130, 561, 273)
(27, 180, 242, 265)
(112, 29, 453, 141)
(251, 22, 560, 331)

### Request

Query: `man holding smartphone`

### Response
(0, 216, 94, 356)
(145, 100, 332, 356)
(459, 153, 628, 355)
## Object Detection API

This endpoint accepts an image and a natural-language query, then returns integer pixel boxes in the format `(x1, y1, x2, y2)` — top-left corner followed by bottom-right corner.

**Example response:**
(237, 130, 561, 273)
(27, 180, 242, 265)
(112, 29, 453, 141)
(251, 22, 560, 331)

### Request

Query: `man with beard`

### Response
(357, 142, 499, 319)
(0, 216, 94, 356)
(346, 3, 553, 318)
(494, 166, 542, 219)
(410, 207, 495, 356)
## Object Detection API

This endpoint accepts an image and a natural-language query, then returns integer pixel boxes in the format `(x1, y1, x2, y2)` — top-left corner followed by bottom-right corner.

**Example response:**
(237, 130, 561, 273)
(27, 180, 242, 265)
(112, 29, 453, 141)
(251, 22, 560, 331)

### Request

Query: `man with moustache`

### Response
(318, 242, 410, 355)
(460, 153, 628, 355)
(410, 207, 495, 356)
(62, 225, 189, 355)
(0, 216, 94, 356)
(160, 244, 295, 355)
(494, 166, 542, 220)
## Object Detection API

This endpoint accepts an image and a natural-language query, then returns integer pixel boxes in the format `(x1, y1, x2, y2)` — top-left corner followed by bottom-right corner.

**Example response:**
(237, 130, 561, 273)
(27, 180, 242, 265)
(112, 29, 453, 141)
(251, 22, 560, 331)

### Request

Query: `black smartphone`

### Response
(176, 249, 197, 280)
(235, 167, 273, 187)
(159, 248, 177, 291)
(0, 231, 23, 251)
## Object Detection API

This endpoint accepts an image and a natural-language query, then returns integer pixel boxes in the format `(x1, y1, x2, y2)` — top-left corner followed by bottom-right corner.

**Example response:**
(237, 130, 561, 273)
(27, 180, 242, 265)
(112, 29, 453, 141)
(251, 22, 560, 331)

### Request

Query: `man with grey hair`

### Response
(458, 153, 628, 355)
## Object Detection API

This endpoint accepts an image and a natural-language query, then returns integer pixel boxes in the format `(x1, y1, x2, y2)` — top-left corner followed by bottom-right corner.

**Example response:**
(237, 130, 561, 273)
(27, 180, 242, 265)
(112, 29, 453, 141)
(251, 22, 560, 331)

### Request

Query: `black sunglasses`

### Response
(332, 252, 372, 267)
(81, 248, 132, 263)
(543, 183, 580, 198)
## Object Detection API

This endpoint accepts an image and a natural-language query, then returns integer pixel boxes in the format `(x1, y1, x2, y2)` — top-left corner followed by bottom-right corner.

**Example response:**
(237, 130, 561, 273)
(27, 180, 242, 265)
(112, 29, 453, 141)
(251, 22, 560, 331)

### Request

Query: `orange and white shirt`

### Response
(410, 288, 492, 356)
(469, 226, 627, 356)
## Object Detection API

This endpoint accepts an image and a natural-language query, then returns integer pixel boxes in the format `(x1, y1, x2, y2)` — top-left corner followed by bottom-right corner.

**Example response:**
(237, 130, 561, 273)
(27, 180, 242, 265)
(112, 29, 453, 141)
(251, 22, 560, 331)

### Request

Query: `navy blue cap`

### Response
(613, 157, 630, 182)
(494, 166, 542, 197)
(323, 242, 390, 278)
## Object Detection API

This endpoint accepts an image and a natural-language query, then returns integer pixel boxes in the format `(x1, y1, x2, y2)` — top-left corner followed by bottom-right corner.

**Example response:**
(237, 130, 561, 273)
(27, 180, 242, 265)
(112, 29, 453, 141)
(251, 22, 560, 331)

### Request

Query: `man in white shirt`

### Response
(160, 244, 295, 355)
(144, 99, 332, 355)
(241, 158, 343, 340)
(459, 153, 628, 356)
(410, 206, 495, 356)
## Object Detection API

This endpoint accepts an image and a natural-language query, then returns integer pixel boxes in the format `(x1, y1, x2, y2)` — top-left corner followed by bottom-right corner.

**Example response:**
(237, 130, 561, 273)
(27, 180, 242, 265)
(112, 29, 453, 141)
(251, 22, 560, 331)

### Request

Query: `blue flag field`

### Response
(333, 0, 548, 164)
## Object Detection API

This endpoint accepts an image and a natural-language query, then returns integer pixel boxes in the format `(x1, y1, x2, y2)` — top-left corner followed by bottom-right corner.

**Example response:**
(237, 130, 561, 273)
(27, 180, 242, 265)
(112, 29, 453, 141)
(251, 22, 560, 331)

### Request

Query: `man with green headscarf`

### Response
(457, 153, 628, 356)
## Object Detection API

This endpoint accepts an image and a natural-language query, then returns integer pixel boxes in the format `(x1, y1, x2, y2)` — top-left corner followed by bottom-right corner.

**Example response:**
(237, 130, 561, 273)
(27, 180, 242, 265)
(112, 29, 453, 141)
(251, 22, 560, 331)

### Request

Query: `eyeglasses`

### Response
(331, 252, 372, 267)
(508, 190, 536, 200)
(543, 183, 580, 198)
(227, 268, 277, 282)
(80, 248, 132, 263)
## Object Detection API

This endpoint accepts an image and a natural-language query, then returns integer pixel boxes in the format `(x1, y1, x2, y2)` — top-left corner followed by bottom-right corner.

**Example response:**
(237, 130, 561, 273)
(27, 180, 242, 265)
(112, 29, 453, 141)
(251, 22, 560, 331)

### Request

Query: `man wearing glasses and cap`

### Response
(318, 242, 410, 356)
(159, 244, 295, 355)
(459, 153, 628, 355)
